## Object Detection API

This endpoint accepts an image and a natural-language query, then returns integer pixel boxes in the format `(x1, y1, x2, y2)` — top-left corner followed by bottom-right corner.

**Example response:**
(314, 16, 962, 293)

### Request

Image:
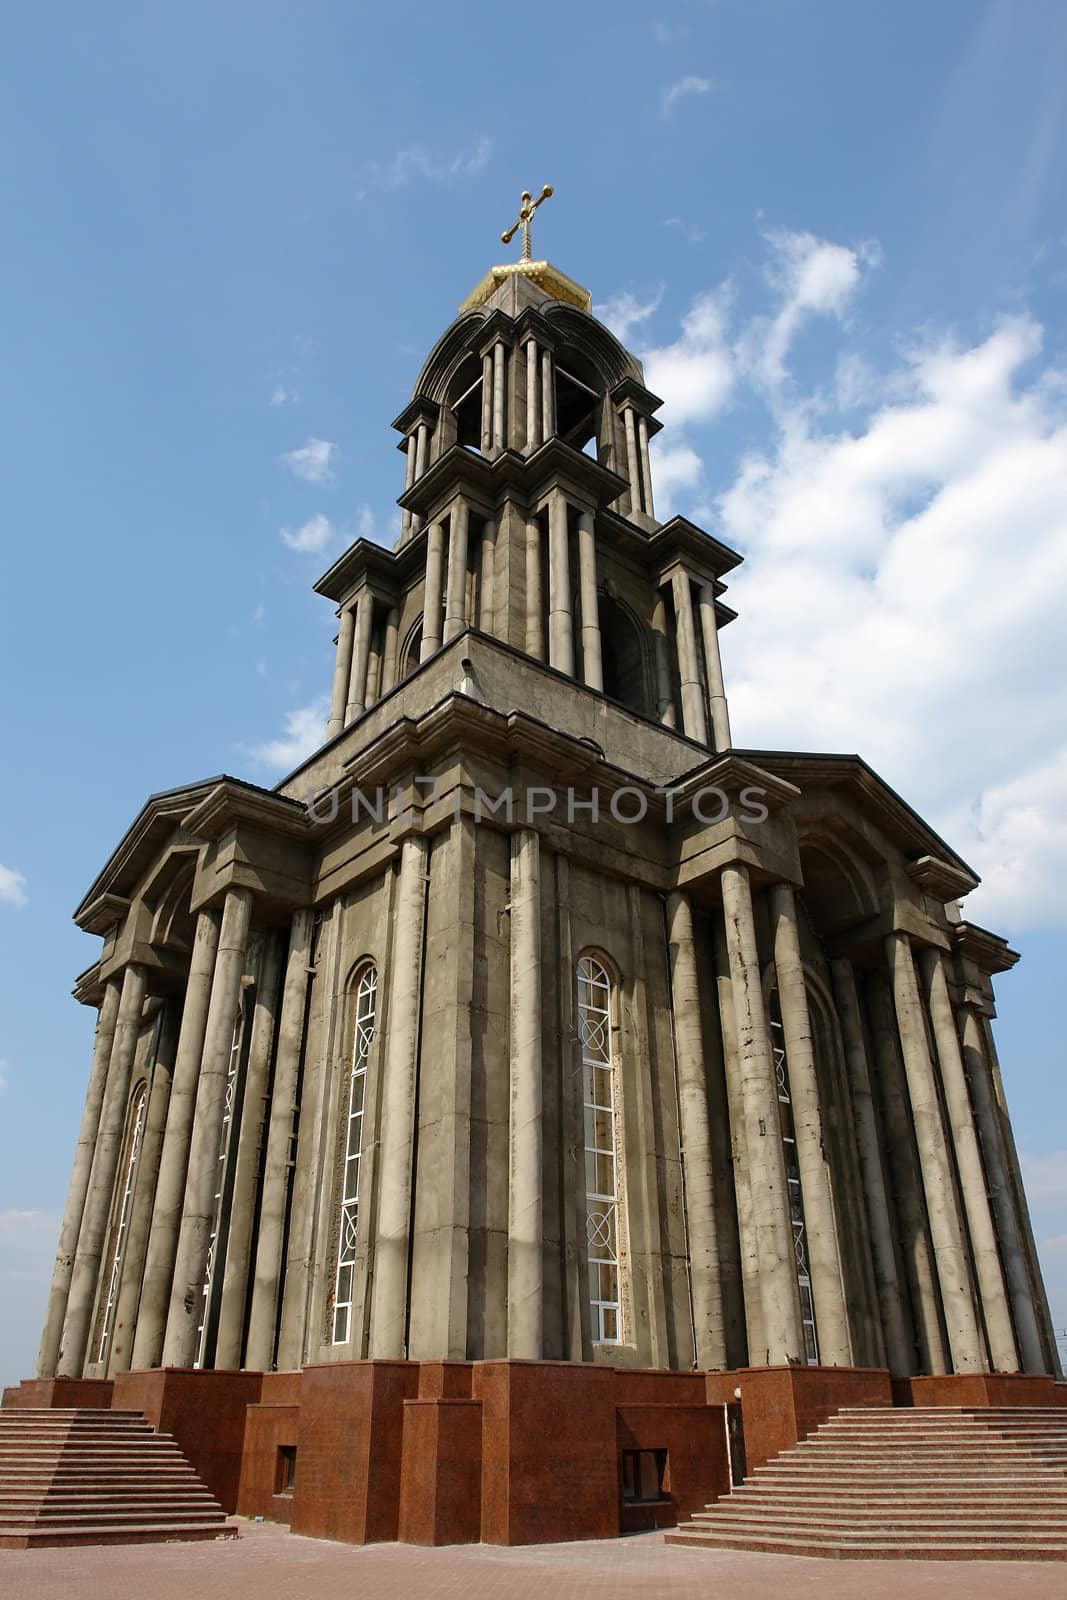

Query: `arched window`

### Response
(598, 595, 650, 716)
(768, 984, 819, 1364)
(96, 1080, 148, 1365)
(196, 1003, 247, 1368)
(577, 955, 622, 1344)
(331, 963, 378, 1345)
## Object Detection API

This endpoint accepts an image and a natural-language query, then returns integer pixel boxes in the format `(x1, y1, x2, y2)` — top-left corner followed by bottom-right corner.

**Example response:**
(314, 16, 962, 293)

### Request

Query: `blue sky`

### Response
(1, 0, 1065, 1384)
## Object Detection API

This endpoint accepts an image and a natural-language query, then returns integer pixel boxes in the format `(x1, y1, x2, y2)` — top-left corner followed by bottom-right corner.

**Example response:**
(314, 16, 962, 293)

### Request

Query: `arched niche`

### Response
(598, 593, 651, 718)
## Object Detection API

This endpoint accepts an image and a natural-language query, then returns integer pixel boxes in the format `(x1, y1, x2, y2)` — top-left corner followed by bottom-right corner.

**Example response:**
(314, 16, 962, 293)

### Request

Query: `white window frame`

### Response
(578, 954, 623, 1345)
(331, 964, 377, 1346)
(96, 1082, 148, 1365)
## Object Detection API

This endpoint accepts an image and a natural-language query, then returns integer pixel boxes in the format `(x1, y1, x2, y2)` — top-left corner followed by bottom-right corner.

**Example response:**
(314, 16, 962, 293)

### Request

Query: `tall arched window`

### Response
(331, 963, 377, 1345)
(769, 984, 819, 1364)
(96, 1080, 148, 1365)
(578, 954, 622, 1344)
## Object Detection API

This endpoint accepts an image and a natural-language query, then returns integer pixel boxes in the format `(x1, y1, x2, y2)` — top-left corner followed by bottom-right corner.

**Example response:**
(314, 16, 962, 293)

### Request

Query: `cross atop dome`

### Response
(461, 181, 591, 314)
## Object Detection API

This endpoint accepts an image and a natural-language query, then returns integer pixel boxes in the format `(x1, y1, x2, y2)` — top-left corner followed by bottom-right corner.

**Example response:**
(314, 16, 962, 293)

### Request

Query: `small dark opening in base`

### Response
(275, 1444, 297, 1495)
(620, 1447, 668, 1504)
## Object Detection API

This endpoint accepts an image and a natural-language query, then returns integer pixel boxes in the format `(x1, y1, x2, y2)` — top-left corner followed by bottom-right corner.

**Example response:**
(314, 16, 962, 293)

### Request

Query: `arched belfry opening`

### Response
(599, 593, 650, 717)
(448, 351, 485, 454)
(553, 346, 601, 457)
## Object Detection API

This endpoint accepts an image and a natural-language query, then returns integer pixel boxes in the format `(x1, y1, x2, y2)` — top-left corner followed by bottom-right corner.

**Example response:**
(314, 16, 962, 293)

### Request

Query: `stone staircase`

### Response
(666, 1406, 1067, 1562)
(0, 1408, 238, 1548)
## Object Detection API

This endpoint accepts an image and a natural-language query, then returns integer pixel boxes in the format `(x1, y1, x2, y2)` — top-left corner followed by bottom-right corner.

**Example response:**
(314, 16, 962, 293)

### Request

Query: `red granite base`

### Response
(6, 1359, 1065, 1547)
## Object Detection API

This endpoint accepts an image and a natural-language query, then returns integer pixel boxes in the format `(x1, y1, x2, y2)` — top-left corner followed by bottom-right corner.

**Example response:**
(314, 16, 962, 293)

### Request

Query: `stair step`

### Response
(0, 1522, 239, 1549)
(665, 1530, 1067, 1563)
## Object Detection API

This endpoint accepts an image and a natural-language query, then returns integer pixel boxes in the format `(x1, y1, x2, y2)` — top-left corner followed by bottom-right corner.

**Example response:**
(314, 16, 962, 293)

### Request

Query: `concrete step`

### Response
(0, 1522, 239, 1550)
(689, 1508, 1067, 1532)
(0, 1508, 227, 1529)
(665, 1529, 1067, 1563)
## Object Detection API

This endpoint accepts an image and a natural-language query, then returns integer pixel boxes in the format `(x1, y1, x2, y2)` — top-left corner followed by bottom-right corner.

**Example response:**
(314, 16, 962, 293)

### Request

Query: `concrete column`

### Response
(865, 971, 947, 1373)
(651, 594, 677, 728)
(525, 518, 543, 659)
(492, 341, 505, 452)
(713, 920, 763, 1362)
(830, 958, 913, 1376)
(381, 607, 400, 694)
(414, 421, 429, 479)
(412, 422, 429, 535)
(526, 337, 540, 449)
(541, 348, 555, 437)
(479, 518, 496, 634)
(920, 949, 1018, 1371)
(480, 352, 493, 454)
(980, 1015, 1061, 1375)
(886, 931, 984, 1372)
(37, 978, 122, 1377)
(770, 885, 852, 1365)
(214, 933, 285, 1369)
(666, 892, 727, 1367)
(421, 522, 446, 660)
(365, 641, 381, 708)
(327, 606, 356, 740)
(369, 835, 429, 1357)
(637, 414, 655, 518)
(623, 406, 641, 513)
(131, 908, 221, 1370)
(671, 571, 708, 744)
(697, 583, 732, 751)
(443, 499, 470, 644)
(720, 864, 804, 1363)
(547, 490, 574, 676)
(344, 590, 373, 723)
(507, 829, 543, 1358)
(401, 432, 416, 542)
(957, 1003, 1045, 1372)
(576, 509, 602, 691)
(108, 1003, 180, 1373)
(163, 887, 254, 1368)
(245, 910, 314, 1371)
(57, 963, 148, 1377)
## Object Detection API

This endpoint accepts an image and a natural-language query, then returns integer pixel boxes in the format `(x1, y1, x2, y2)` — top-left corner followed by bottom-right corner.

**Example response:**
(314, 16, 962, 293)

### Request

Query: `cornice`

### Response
(390, 396, 440, 437)
(649, 517, 744, 581)
(398, 438, 628, 520)
(732, 749, 980, 889)
(182, 780, 310, 842)
(907, 853, 978, 902)
(312, 539, 404, 607)
(953, 920, 1020, 974)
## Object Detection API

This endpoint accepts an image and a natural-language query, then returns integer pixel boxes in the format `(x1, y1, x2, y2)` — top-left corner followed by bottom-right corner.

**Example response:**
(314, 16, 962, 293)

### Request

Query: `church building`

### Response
(16, 193, 1063, 1549)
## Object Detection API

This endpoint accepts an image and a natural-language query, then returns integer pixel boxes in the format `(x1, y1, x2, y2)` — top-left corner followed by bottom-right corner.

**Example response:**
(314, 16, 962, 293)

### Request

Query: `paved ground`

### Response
(1, 1518, 1063, 1598)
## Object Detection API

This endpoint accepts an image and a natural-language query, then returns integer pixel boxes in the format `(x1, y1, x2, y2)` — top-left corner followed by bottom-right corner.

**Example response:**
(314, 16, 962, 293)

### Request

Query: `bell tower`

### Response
(317, 187, 738, 754)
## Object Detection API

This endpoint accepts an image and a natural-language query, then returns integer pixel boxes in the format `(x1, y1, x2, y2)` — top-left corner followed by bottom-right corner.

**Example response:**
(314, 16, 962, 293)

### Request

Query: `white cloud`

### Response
(594, 289, 663, 346)
(280, 437, 336, 484)
(1022, 1151, 1067, 1208)
(0, 1209, 56, 1246)
(609, 224, 1067, 934)
(650, 443, 705, 517)
(248, 697, 330, 772)
(368, 136, 492, 189)
(0, 865, 27, 909)
(663, 75, 713, 113)
(643, 289, 735, 425)
(356, 503, 375, 539)
(737, 228, 878, 398)
(280, 514, 335, 555)
(665, 217, 708, 245)
(269, 384, 290, 407)
(0, 1059, 8, 1092)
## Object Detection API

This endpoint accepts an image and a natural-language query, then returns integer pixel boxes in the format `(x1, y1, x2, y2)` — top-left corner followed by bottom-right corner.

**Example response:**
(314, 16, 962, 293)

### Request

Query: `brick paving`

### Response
(0, 1518, 1063, 1599)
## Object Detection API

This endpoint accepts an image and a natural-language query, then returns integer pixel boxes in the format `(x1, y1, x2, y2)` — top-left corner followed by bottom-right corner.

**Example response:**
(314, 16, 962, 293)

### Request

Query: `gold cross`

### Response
(501, 185, 554, 262)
